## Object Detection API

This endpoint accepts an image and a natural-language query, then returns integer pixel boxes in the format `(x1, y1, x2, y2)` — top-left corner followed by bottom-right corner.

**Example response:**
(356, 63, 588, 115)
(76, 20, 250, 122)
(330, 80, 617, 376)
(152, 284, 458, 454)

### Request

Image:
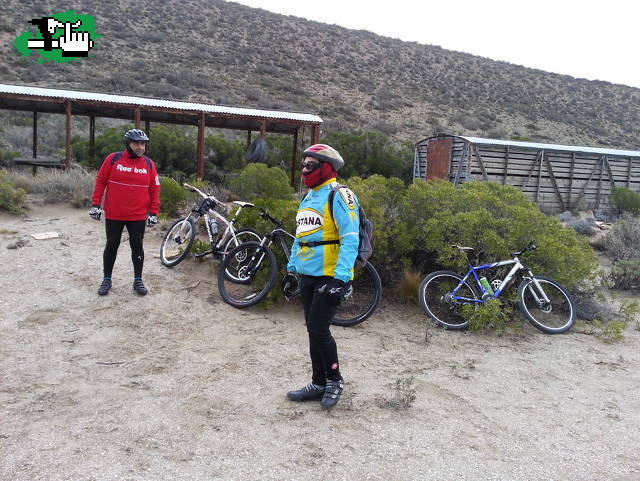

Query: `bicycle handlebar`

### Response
(183, 182, 220, 204)
(259, 207, 284, 228)
(512, 241, 537, 256)
(452, 241, 537, 257)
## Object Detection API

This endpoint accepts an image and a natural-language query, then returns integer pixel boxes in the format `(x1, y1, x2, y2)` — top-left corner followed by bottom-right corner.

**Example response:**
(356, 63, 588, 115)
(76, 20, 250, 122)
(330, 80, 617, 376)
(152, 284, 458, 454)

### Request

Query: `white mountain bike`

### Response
(159, 183, 261, 268)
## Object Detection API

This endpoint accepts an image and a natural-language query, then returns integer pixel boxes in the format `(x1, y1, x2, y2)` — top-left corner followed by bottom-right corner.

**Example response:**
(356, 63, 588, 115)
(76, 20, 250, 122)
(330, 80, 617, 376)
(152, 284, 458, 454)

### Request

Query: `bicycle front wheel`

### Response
(517, 276, 576, 334)
(332, 262, 382, 327)
(221, 228, 264, 282)
(419, 271, 479, 330)
(217, 241, 278, 308)
(160, 217, 196, 267)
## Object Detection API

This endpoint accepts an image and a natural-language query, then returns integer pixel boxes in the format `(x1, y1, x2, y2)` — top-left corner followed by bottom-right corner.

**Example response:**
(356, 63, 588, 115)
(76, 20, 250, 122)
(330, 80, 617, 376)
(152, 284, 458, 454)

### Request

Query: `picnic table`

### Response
(12, 158, 66, 175)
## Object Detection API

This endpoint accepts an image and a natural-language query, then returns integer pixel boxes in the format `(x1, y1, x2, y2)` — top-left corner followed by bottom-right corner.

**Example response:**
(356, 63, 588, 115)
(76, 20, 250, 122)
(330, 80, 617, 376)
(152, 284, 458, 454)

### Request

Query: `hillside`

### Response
(1, 0, 639, 151)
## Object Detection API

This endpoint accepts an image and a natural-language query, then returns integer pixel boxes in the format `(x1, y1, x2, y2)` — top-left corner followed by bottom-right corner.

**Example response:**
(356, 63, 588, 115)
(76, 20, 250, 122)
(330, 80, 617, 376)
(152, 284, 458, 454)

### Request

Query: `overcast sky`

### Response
(232, 0, 640, 89)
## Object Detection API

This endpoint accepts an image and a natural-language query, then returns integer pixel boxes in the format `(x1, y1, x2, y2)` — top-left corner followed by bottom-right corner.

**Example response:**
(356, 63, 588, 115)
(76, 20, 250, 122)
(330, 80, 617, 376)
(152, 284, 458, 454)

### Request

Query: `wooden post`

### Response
(473, 145, 488, 181)
(543, 152, 565, 211)
(453, 142, 467, 186)
(65, 101, 71, 170)
(627, 158, 633, 188)
(32, 111, 38, 159)
(32, 111, 38, 176)
(134, 107, 141, 129)
(596, 156, 605, 210)
(311, 124, 320, 144)
(535, 151, 543, 203)
(502, 145, 509, 185)
(568, 152, 576, 210)
(89, 115, 96, 167)
(573, 160, 600, 209)
(260, 120, 266, 138)
(197, 112, 205, 180)
(145, 120, 150, 156)
(290, 128, 299, 187)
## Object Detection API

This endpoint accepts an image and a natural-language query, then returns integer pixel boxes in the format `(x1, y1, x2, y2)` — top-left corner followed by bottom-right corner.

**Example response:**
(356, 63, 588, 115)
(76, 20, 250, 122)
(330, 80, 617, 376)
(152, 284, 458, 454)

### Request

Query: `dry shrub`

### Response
(398, 270, 422, 305)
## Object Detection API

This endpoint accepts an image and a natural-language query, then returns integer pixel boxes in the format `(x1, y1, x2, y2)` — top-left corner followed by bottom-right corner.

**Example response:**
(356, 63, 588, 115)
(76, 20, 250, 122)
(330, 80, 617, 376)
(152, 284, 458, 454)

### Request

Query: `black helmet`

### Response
(124, 129, 149, 143)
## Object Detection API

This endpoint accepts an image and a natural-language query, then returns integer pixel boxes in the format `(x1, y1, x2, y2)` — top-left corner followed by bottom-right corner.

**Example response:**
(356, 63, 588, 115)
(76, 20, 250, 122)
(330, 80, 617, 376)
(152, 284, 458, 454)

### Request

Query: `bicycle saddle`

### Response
(232, 201, 254, 207)
(451, 244, 474, 251)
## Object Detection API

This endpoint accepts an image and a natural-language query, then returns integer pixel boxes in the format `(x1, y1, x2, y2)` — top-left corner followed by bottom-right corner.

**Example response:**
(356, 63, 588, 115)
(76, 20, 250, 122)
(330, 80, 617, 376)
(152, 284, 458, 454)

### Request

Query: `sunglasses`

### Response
(302, 159, 320, 169)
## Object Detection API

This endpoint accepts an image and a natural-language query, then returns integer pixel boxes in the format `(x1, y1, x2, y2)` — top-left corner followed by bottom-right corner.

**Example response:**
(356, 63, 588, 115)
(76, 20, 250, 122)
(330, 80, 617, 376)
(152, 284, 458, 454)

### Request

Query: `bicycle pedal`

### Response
(193, 249, 213, 258)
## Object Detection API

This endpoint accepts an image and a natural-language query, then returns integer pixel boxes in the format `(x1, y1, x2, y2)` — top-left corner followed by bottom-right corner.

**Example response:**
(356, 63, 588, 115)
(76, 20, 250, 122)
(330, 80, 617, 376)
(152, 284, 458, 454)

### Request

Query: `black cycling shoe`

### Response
(98, 278, 112, 296)
(320, 379, 344, 409)
(132, 278, 147, 296)
(286, 383, 325, 402)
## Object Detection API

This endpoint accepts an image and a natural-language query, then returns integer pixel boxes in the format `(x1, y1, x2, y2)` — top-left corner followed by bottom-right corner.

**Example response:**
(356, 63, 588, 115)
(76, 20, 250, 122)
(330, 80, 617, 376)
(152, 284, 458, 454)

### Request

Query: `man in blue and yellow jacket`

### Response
(283, 144, 359, 409)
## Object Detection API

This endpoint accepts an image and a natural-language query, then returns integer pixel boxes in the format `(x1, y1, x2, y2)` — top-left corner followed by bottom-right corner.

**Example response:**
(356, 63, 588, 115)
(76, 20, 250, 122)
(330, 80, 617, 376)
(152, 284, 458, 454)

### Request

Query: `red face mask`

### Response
(303, 162, 336, 188)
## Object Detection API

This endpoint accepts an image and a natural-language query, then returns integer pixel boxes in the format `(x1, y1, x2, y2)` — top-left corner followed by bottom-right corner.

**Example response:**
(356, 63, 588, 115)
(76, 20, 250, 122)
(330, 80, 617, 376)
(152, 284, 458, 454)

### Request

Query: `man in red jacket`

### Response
(89, 129, 161, 296)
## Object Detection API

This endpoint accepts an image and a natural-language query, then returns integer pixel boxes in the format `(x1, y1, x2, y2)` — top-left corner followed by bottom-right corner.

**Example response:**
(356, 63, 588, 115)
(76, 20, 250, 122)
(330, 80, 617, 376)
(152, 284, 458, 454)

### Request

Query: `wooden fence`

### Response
(414, 135, 640, 213)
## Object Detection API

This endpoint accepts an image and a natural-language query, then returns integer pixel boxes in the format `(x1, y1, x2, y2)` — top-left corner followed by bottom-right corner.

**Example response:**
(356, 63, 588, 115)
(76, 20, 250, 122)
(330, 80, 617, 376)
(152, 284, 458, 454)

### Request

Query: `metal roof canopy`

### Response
(0, 83, 323, 182)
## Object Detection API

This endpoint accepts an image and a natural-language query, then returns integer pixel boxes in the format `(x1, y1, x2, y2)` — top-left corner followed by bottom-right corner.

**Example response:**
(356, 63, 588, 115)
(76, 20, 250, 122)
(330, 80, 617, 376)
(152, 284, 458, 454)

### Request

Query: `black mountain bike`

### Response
(159, 183, 261, 269)
(217, 208, 382, 327)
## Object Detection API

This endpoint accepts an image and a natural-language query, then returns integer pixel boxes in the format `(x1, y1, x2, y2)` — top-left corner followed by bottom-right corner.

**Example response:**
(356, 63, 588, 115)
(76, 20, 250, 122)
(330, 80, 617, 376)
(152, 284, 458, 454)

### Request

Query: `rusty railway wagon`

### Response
(413, 134, 640, 213)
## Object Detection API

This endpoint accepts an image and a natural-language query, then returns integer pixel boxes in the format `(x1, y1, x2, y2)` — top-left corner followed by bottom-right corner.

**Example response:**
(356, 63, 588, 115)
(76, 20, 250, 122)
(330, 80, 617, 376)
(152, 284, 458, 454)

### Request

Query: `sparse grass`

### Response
(574, 301, 637, 342)
(190, 239, 210, 258)
(0, 228, 18, 234)
(380, 376, 417, 409)
(6, 168, 94, 207)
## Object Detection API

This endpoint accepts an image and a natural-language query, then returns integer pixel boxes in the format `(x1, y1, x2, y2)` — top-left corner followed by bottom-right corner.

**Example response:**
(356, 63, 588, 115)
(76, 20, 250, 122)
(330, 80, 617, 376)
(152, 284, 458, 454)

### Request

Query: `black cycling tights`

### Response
(299, 275, 342, 386)
(103, 219, 146, 279)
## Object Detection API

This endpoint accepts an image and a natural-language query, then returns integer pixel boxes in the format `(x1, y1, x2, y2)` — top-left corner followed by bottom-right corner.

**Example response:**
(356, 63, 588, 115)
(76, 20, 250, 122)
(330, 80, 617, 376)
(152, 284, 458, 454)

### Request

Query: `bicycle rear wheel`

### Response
(418, 271, 479, 330)
(332, 262, 382, 327)
(517, 276, 576, 334)
(217, 241, 277, 308)
(221, 227, 262, 254)
(160, 217, 196, 267)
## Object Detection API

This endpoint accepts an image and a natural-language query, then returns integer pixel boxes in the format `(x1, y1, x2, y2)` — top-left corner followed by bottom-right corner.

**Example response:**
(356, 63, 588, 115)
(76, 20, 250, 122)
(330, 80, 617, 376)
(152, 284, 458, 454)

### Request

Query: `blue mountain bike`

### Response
(419, 242, 576, 334)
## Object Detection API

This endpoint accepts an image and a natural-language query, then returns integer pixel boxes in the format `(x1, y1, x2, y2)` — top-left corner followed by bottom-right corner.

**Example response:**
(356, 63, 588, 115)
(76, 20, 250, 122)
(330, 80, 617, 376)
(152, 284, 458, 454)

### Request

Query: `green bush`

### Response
(159, 177, 188, 217)
(227, 163, 293, 202)
(0, 170, 27, 214)
(343, 175, 406, 280)
(398, 180, 597, 289)
(610, 187, 640, 215)
(460, 298, 515, 333)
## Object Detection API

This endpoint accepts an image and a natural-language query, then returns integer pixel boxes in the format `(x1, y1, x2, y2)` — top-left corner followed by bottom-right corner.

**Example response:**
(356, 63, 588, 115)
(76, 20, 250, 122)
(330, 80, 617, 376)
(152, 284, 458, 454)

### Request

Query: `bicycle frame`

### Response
(452, 255, 550, 305)
(184, 183, 252, 253)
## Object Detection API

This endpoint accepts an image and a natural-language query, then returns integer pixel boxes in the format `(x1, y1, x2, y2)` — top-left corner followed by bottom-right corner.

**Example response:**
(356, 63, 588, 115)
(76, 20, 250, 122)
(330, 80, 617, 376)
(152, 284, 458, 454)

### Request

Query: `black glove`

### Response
(281, 272, 299, 300)
(89, 205, 102, 221)
(146, 214, 158, 227)
(319, 278, 347, 305)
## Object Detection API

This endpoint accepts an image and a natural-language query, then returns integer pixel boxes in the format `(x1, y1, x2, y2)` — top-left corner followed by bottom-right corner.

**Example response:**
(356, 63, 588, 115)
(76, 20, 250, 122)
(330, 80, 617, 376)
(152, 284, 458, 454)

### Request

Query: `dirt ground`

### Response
(1, 205, 639, 481)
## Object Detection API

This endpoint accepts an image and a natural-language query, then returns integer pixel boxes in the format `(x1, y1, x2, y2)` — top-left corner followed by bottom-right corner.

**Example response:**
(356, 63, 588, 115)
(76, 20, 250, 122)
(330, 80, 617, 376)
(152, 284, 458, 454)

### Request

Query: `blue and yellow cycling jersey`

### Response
(287, 178, 360, 282)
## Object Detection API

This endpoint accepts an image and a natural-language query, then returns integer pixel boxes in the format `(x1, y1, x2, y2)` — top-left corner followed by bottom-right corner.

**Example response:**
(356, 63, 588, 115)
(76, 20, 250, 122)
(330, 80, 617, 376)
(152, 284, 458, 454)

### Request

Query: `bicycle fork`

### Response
(522, 271, 552, 310)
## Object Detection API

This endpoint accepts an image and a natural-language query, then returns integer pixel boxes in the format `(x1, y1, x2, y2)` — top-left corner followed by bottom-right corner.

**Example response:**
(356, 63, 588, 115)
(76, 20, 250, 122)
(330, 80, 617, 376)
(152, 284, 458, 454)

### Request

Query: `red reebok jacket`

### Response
(91, 150, 161, 221)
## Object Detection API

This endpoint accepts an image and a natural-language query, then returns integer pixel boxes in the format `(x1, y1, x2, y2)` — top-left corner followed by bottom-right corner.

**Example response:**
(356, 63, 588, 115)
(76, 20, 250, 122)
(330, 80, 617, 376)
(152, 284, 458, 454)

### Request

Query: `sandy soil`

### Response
(1, 205, 639, 481)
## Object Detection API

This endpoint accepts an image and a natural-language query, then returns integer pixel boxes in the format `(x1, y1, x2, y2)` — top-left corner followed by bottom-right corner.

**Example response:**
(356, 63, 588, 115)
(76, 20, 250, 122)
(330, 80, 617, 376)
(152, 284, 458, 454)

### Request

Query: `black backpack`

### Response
(110, 151, 152, 170)
(328, 184, 373, 269)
